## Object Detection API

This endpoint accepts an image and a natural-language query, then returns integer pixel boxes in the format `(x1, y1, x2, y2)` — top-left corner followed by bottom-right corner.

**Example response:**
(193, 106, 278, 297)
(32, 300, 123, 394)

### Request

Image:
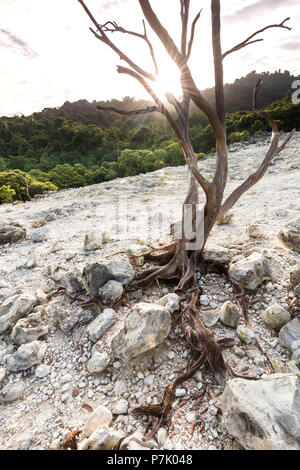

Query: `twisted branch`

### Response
(217, 80, 296, 221)
(222, 18, 292, 60)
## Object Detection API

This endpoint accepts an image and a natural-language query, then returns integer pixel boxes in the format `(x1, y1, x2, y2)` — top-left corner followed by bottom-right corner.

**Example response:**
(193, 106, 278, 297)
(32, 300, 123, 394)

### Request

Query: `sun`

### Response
(152, 65, 182, 101)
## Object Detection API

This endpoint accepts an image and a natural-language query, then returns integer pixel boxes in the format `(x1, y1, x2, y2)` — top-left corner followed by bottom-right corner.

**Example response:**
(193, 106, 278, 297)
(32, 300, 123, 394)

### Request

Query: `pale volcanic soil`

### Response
(0, 132, 299, 450)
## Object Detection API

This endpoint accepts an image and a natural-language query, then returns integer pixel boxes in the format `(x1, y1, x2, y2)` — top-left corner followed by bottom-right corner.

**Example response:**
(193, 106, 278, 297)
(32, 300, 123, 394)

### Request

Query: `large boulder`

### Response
(0, 223, 26, 245)
(82, 259, 134, 297)
(278, 219, 300, 253)
(0, 294, 37, 334)
(5, 341, 47, 372)
(112, 302, 171, 361)
(229, 253, 271, 290)
(221, 373, 300, 450)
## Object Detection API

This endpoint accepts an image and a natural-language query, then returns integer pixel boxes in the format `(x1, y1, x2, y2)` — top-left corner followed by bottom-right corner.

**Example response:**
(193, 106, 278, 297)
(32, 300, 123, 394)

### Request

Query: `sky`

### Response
(0, 0, 299, 117)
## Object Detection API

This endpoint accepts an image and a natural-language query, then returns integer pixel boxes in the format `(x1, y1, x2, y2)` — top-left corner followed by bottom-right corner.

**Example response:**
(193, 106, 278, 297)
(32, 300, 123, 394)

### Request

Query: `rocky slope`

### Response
(0, 133, 299, 450)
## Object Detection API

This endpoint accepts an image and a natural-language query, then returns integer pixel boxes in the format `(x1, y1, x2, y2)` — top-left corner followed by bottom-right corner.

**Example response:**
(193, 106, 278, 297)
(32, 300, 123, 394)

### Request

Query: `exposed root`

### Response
(60, 430, 82, 450)
(130, 242, 256, 437)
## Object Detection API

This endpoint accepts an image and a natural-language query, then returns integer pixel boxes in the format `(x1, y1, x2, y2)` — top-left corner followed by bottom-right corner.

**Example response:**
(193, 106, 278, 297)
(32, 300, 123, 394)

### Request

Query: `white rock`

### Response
(112, 302, 171, 361)
(82, 405, 113, 438)
(35, 364, 51, 378)
(157, 293, 180, 314)
(86, 309, 117, 343)
(229, 253, 271, 291)
(112, 399, 128, 415)
(87, 352, 111, 375)
(221, 373, 300, 450)
(6, 341, 47, 372)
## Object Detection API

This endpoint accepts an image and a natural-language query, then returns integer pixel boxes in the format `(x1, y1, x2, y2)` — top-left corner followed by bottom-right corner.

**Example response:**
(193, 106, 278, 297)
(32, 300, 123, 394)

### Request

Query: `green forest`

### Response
(0, 70, 299, 204)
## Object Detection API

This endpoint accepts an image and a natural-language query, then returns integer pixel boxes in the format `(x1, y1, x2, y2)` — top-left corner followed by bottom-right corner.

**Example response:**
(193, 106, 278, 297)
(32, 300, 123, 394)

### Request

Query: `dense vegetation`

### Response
(0, 71, 299, 203)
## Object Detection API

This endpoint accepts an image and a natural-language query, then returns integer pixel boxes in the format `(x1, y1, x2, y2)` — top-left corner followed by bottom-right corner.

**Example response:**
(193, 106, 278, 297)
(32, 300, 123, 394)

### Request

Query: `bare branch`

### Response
(100, 19, 158, 75)
(97, 105, 158, 116)
(138, 0, 185, 67)
(77, 0, 155, 81)
(217, 80, 295, 221)
(212, 0, 225, 129)
(187, 9, 202, 60)
(180, 0, 190, 56)
(222, 18, 292, 60)
(89, 27, 155, 81)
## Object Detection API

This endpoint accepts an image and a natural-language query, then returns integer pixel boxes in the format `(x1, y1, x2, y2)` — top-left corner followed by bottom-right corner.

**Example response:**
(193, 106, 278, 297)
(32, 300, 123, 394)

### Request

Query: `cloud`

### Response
(224, 0, 297, 23)
(279, 40, 300, 51)
(0, 28, 38, 58)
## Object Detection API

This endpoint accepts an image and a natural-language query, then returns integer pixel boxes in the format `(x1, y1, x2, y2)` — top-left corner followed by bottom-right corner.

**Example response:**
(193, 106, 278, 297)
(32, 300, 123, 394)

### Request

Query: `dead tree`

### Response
(77, 0, 294, 435)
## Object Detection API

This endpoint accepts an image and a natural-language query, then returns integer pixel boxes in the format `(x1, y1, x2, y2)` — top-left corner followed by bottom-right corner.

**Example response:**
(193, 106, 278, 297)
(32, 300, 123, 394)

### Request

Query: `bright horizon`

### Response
(0, 0, 299, 117)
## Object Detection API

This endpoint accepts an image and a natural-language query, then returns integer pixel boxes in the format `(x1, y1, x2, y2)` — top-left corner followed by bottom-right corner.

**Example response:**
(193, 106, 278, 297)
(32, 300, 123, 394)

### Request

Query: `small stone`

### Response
(157, 293, 180, 314)
(229, 253, 271, 291)
(35, 364, 51, 378)
(112, 399, 128, 415)
(82, 405, 113, 438)
(0, 366, 7, 385)
(279, 318, 300, 352)
(278, 219, 300, 253)
(114, 380, 127, 396)
(231, 346, 246, 358)
(247, 224, 264, 239)
(61, 373, 72, 384)
(157, 428, 167, 448)
(1, 381, 26, 403)
(126, 244, 149, 267)
(290, 265, 300, 287)
(99, 281, 123, 306)
(87, 352, 111, 375)
(220, 301, 240, 328)
(237, 326, 255, 345)
(0, 293, 37, 335)
(6, 341, 47, 372)
(221, 373, 300, 450)
(295, 284, 300, 299)
(0, 223, 26, 245)
(78, 426, 124, 450)
(86, 309, 117, 343)
(186, 412, 196, 424)
(28, 227, 48, 243)
(11, 312, 49, 345)
(144, 375, 155, 387)
(61, 271, 83, 295)
(200, 295, 210, 306)
(194, 370, 203, 382)
(201, 311, 219, 328)
(175, 388, 186, 398)
(262, 304, 290, 330)
(84, 232, 103, 251)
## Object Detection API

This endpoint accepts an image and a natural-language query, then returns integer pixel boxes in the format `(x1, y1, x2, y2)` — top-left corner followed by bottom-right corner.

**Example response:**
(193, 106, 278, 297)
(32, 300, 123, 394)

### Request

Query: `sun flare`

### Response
(152, 66, 182, 101)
